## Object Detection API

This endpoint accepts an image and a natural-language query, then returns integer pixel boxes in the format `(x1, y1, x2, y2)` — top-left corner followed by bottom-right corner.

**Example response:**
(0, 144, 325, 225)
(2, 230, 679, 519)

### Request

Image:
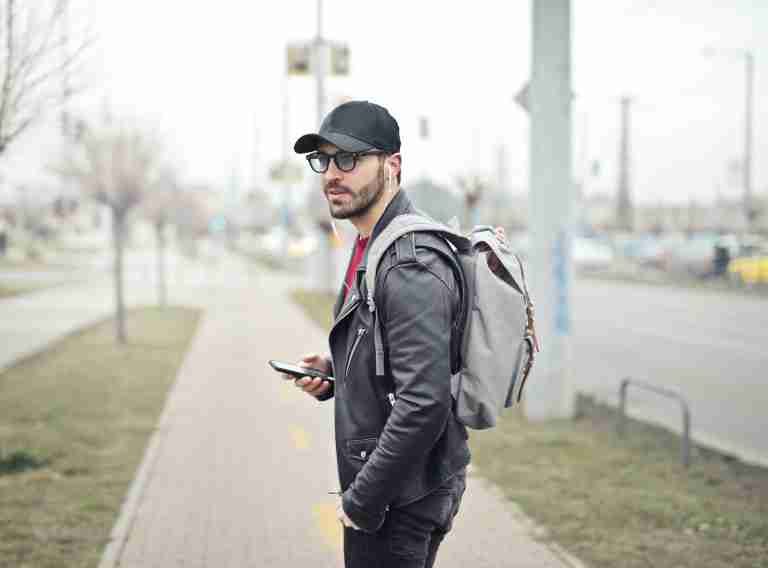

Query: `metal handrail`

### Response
(618, 377, 692, 468)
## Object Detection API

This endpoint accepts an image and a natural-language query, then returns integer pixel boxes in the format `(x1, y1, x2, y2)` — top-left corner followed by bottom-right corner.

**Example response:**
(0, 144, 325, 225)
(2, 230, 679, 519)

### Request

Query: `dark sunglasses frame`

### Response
(306, 150, 385, 173)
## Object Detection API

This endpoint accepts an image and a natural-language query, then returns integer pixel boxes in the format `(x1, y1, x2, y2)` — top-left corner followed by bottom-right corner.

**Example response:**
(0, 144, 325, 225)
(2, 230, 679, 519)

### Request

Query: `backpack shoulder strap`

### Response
(365, 213, 468, 310)
(365, 213, 469, 376)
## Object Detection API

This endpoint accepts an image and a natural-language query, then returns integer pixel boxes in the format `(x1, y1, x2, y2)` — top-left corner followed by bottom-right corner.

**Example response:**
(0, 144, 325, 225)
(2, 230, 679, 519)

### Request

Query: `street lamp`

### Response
(702, 47, 756, 228)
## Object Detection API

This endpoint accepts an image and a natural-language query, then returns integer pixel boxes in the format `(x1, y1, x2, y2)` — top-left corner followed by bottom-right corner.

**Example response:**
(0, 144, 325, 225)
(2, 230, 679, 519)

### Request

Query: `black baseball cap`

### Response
(294, 100, 401, 154)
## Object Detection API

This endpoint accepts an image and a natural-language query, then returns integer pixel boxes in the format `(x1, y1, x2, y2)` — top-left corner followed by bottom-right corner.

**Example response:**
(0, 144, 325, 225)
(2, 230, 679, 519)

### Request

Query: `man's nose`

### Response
(323, 160, 343, 184)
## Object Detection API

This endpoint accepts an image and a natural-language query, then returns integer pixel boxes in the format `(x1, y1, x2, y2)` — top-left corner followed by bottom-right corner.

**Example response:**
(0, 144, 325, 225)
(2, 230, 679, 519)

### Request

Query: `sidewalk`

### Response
(93, 253, 582, 568)
(0, 247, 219, 373)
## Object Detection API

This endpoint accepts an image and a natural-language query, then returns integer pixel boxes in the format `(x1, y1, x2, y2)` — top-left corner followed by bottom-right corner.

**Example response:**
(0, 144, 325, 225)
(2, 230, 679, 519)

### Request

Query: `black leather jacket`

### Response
(320, 190, 471, 533)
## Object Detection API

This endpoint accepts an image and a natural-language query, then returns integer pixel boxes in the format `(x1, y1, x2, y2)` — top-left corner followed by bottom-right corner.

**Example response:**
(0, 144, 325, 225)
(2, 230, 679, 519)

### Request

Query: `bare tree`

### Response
(142, 167, 179, 308)
(172, 187, 210, 258)
(54, 119, 162, 343)
(456, 174, 488, 229)
(0, 0, 89, 154)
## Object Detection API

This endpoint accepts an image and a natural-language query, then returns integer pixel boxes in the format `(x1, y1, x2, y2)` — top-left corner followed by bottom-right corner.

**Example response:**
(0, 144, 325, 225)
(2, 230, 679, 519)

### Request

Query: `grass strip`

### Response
(470, 399, 768, 568)
(0, 306, 201, 568)
(291, 288, 768, 568)
(0, 283, 53, 299)
(0, 284, 32, 299)
(291, 289, 335, 330)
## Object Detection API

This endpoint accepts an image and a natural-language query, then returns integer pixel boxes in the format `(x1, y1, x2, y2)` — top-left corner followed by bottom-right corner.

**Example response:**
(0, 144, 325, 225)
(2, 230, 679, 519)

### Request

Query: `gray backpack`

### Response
(365, 213, 540, 429)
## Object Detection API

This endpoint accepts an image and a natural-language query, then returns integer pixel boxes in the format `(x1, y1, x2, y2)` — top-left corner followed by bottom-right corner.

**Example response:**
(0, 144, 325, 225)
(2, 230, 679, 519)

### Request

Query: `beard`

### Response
(324, 164, 386, 220)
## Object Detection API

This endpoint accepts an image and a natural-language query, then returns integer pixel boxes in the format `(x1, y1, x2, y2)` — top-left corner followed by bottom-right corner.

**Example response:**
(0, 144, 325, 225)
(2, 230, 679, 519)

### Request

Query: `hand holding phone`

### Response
(268, 360, 331, 381)
(269, 355, 334, 398)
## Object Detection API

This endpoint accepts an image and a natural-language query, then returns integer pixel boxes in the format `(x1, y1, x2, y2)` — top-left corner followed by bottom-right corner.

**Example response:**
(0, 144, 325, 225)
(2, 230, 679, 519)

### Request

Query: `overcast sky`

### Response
(2, 0, 766, 207)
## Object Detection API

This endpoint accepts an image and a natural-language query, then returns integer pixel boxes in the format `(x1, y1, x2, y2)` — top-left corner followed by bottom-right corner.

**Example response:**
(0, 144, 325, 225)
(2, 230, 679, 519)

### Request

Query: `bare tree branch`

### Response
(50, 117, 166, 344)
(0, 0, 90, 155)
(0, 0, 17, 145)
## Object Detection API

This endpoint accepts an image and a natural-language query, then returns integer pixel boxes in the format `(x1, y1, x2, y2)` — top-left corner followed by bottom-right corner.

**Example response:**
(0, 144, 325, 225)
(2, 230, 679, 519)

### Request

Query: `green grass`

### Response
(0, 306, 201, 568)
(291, 288, 768, 568)
(470, 399, 768, 568)
(291, 289, 335, 330)
(0, 257, 76, 271)
(0, 259, 44, 270)
(0, 283, 50, 299)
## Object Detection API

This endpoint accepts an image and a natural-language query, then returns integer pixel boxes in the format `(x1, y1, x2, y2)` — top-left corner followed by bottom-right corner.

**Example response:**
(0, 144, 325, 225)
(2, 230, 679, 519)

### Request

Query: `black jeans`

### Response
(343, 471, 467, 568)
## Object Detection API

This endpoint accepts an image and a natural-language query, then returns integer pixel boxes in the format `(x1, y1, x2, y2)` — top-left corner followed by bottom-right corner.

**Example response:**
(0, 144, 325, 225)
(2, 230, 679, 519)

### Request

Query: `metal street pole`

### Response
(314, 0, 334, 293)
(525, 0, 574, 420)
(281, 74, 291, 253)
(316, 0, 325, 127)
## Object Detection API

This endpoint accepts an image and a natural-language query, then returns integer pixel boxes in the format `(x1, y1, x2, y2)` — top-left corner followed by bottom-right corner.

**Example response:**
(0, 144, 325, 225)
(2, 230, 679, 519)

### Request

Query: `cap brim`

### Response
(293, 132, 374, 154)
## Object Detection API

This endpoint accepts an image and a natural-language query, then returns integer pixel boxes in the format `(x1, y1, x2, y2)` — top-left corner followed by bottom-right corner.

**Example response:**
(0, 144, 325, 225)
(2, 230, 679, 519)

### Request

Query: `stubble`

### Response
(325, 163, 386, 220)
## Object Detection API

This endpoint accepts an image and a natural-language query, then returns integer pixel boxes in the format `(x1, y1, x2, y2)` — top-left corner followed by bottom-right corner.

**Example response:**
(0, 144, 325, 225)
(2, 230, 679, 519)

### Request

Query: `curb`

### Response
(504, 500, 588, 568)
(97, 311, 207, 568)
(467, 466, 588, 568)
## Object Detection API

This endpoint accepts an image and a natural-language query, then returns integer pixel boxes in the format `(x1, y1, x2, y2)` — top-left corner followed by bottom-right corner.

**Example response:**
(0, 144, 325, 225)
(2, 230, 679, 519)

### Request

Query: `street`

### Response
(572, 277, 768, 466)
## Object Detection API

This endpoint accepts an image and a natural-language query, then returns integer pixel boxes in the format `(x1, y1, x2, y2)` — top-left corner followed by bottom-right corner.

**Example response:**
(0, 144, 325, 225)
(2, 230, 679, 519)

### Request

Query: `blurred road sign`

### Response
(287, 42, 312, 76)
(286, 41, 349, 76)
(514, 81, 530, 113)
(329, 42, 350, 76)
(269, 160, 303, 184)
(419, 116, 429, 139)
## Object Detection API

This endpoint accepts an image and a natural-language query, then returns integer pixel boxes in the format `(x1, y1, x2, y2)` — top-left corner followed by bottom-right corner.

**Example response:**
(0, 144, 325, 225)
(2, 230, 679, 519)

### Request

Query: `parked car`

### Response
(573, 237, 613, 270)
(729, 254, 768, 285)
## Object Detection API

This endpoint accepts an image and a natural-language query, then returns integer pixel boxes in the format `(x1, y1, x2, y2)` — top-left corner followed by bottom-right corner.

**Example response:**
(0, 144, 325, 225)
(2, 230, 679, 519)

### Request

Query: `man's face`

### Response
(319, 143, 386, 220)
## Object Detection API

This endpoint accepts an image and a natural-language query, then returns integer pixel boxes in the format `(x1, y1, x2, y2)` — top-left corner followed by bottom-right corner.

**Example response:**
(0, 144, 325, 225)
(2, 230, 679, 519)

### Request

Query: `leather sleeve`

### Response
(314, 355, 335, 402)
(342, 250, 457, 532)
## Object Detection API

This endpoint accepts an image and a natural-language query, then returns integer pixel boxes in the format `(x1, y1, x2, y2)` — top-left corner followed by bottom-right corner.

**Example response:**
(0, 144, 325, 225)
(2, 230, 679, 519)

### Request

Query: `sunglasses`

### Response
(306, 150, 384, 174)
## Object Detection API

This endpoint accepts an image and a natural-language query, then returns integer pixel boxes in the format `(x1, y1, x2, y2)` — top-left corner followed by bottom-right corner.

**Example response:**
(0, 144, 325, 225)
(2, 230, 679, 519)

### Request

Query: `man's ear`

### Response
(386, 153, 402, 179)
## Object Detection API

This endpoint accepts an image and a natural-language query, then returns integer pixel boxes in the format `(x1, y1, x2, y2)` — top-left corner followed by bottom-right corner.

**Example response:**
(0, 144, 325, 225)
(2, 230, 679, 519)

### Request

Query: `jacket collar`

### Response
(359, 188, 414, 271)
(331, 189, 414, 319)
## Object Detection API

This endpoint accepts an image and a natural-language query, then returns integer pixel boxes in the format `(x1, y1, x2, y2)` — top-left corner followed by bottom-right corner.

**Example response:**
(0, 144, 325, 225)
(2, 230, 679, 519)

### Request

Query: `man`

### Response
(287, 100, 470, 568)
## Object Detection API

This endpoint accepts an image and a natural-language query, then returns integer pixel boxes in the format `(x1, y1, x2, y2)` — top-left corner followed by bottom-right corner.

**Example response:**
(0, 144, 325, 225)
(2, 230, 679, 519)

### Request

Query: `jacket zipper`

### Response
(344, 327, 367, 378)
(387, 392, 396, 407)
(330, 293, 360, 335)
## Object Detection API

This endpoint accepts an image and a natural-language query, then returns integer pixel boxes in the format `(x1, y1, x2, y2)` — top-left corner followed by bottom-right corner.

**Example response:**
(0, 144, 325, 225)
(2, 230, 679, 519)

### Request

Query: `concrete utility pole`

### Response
(525, 0, 574, 420)
(703, 47, 757, 229)
(744, 51, 755, 226)
(617, 96, 633, 232)
(496, 144, 509, 195)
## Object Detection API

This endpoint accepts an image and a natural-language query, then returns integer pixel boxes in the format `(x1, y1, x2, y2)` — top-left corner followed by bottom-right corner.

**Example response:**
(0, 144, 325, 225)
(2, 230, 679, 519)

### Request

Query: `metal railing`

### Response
(617, 377, 692, 468)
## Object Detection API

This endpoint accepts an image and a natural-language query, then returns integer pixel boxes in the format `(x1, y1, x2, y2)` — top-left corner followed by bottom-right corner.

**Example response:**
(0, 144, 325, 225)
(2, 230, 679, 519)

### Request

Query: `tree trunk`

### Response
(112, 208, 126, 344)
(155, 219, 167, 307)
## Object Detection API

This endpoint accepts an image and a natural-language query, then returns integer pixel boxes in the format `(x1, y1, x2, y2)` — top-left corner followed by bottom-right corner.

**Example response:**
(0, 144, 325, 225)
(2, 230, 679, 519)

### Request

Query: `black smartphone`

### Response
(268, 360, 333, 382)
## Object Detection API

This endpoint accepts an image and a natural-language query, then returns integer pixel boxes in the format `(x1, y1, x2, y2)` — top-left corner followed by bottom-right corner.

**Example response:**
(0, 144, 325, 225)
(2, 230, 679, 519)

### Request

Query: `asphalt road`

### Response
(571, 276, 768, 465)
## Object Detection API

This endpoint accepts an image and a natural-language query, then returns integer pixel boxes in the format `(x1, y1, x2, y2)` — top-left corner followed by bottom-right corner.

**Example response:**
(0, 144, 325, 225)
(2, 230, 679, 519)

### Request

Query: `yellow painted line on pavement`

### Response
(279, 380, 295, 402)
(312, 502, 343, 552)
(290, 425, 310, 450)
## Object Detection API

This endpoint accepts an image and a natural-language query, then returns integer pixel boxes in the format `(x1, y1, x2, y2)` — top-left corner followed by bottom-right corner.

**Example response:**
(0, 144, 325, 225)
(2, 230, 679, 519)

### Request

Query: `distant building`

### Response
(579, 191, 768, 235)
(408, 178, 461, 224)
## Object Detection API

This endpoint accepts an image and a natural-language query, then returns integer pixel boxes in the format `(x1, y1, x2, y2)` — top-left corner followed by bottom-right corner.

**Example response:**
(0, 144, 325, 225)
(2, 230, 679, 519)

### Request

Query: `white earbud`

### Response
(386, 164, 393, 187)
